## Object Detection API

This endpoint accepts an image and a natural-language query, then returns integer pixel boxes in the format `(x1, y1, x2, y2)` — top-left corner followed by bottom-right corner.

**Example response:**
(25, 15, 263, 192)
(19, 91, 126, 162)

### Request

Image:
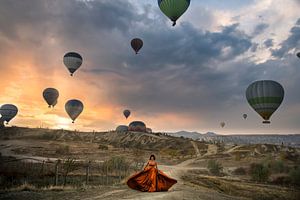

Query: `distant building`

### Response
(116, 125, 128, 133)
(128, 121, 146, 132)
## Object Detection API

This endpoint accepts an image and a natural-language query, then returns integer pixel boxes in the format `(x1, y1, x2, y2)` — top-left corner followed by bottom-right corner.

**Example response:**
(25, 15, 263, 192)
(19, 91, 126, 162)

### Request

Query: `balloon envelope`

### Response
(158, 0, 191, 26)
(43, 88, 59, 108)
(123, 109, 131, 119)
(243, 114, 247, 119)
(246, 80, 284, 124)
(0, 104, 18, 124)
(297, 52, 300, 58)
(131, 38, 143, 54)
(220, 122, 225, 128)
(63, 52, 83, 76)
(65, 99, 84, 123)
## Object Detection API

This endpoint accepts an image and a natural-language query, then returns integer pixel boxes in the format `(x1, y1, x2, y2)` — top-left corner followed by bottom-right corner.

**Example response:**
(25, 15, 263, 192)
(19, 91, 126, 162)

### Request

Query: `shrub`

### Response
(55, 145, 70, 155)
(249, 163, 270, 182)
(233, 167, 246, 175)
(268, 160, 286, 173)
(98, 144, 108, 150)
(289, 167, 300, 186)
(207, 160, 223, 176)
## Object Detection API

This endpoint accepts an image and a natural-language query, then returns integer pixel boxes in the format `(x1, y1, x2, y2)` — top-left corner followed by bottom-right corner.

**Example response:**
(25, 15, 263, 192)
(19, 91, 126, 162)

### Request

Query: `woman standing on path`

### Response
(127, 155, 177, 192)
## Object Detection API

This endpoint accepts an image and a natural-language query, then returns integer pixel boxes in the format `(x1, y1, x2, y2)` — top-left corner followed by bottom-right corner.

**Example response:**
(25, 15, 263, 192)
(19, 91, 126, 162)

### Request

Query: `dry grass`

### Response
(183, 172, 300, 200)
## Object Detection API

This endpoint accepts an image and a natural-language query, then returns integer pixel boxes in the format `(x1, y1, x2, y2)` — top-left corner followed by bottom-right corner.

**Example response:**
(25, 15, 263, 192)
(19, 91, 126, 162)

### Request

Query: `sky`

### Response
(0, 0, 299, 134)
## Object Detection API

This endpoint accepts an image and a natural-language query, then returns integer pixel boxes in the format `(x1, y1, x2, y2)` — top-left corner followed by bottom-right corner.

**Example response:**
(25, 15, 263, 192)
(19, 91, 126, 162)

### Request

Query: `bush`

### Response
(289, 167, 300, 186)
(233, 167, 246, 175)
(55, 145, 70, 155)
(249, 163, 270, 182)
(207, 160, 223, 176)
(267, 160, 286, 173)
(98, 144, 108, 150)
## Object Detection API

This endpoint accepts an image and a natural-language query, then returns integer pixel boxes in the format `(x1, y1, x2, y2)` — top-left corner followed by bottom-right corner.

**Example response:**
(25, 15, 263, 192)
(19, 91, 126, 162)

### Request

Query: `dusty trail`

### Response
(82, 154, 243, 200)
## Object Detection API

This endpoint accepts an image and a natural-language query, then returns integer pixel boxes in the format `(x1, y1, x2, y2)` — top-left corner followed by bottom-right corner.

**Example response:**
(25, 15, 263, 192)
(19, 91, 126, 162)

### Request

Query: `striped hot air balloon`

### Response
(158, 0, 191, 26)
(65, 99, 84, 123)
(246, 80, 284, 124)
(63, 52, 83, 76)
(43, 88, 59, 108)
(0, 104, 18, 124)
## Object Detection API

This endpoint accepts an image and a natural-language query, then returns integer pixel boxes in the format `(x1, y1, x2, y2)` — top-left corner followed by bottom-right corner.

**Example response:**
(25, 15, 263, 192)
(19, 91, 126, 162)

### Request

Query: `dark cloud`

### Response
(264, 39, 274, 48)
(272, 18, 300, 57)
(0, 0, 299, 132)
(252, 23, 269, 36)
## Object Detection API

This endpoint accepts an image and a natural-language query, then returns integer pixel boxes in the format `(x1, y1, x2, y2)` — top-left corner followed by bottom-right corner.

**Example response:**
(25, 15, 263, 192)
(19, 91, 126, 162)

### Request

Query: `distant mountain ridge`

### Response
(168, 131, 300, 147)
(169, 131, 217, 139)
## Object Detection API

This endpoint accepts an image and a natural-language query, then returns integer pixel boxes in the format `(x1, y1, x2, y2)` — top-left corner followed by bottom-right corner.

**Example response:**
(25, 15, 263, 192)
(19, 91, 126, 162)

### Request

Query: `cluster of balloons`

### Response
(0, 1, 297, 129)
(41, 52, 84, 123)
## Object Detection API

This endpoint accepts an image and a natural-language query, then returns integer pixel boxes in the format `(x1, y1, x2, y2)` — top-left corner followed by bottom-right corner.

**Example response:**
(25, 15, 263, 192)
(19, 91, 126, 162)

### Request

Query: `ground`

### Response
(0, 128, 299, 200)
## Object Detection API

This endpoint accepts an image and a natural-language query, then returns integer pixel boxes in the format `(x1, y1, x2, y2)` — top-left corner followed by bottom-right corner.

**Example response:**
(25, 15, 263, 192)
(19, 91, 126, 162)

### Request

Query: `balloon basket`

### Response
(262, 120, 270, 124)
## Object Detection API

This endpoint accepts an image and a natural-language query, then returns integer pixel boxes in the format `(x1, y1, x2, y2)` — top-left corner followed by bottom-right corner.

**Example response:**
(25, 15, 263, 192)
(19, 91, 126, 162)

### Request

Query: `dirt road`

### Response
(81, 156, 244, 200)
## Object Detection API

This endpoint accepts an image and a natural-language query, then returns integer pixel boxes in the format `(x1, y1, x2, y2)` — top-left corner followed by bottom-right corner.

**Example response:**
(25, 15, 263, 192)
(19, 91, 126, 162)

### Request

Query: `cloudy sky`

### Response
(0, 0, 299, 134)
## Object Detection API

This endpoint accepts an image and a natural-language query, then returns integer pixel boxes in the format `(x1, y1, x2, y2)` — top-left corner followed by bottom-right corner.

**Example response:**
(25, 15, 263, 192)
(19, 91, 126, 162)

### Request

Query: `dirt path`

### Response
(204, 144, 218, 156)
(81, 154, 244, 200)
(190, 141, 201, 157)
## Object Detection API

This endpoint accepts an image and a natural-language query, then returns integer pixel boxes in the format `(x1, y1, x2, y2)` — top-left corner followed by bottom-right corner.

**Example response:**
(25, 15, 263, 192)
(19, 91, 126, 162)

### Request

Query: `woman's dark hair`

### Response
(149, 154, 156, 160)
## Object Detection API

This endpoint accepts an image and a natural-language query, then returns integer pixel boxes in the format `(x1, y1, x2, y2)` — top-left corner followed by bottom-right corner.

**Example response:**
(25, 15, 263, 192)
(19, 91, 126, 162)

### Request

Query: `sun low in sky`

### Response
(0, 0, 299, 134)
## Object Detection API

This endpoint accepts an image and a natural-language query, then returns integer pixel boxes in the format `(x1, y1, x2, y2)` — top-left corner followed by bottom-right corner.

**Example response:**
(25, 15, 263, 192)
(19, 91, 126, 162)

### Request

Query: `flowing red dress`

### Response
(127, 160, 177, 192)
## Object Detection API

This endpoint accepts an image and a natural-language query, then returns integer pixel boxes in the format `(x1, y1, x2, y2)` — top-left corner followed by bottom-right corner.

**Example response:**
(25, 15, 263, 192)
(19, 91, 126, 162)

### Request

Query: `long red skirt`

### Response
(127, 166, 177, 192)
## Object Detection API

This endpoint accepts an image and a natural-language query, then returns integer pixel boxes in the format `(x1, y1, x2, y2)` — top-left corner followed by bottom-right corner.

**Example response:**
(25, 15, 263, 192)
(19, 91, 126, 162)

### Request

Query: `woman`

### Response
(127, 155, 177, 192)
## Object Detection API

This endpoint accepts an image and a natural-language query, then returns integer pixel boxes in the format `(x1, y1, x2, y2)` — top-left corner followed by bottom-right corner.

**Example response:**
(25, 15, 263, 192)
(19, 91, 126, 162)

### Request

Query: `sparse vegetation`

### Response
(207, 160, 223, 176)
(55, 145, 70, 155)
(249, 163, 270, 182)
(1, 127, 299, 199)
(267, 160, 286, 173)
(289, 167, 300, 186)
(98, 144, 108, 150)
(232, 167, 246, 175)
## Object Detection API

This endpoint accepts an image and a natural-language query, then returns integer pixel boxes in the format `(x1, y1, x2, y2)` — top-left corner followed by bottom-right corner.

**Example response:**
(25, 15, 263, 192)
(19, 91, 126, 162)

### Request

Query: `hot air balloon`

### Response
(246, 80, 284, 124)
(123, 109, 131, 119)
(0, 118, 5, 128)
(43, 88, 59, 108)
(243, 114, 247, 119)
(131, 38, 143, 54)
(158, 0, 191, 26)
(53, 100, 58, 107)
(63, 52, 83, 76)
(297, 52, 300, 58)
(65, 99, 84, 123)
(220, 122, 225, 128)
(0, 104, 18, 124)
